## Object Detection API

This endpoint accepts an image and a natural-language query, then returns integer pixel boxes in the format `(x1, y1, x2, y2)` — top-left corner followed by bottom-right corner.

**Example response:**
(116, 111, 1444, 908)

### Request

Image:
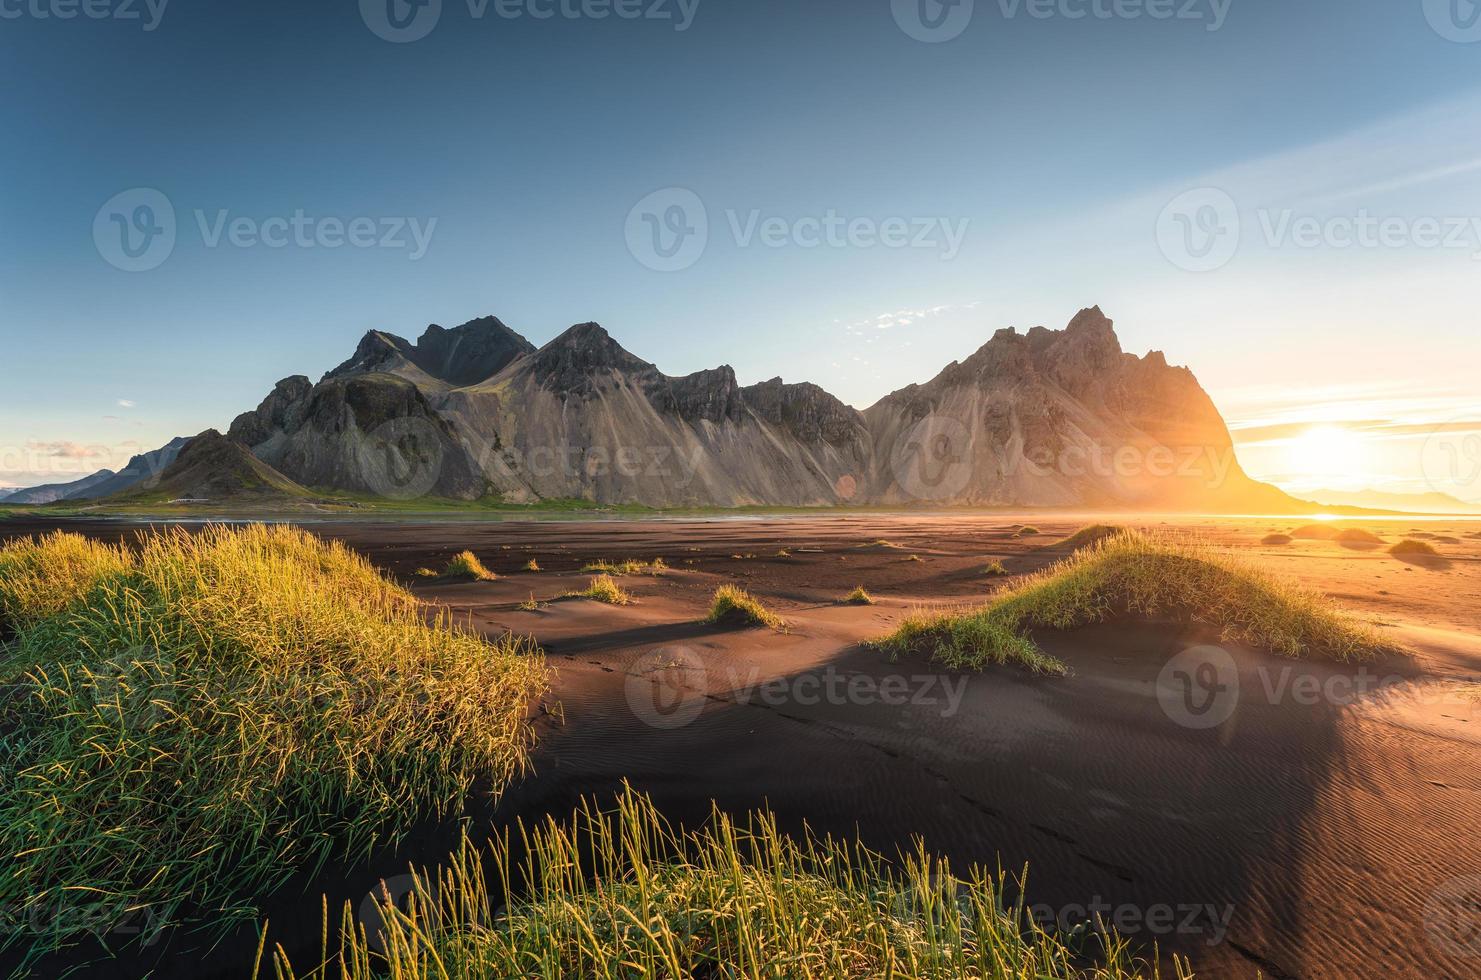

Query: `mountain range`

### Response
(8, 307, 1356, 512)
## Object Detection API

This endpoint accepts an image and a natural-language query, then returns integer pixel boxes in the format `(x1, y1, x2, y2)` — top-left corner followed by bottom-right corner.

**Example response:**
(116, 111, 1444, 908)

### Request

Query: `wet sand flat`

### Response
(2, 513, 1478, 979)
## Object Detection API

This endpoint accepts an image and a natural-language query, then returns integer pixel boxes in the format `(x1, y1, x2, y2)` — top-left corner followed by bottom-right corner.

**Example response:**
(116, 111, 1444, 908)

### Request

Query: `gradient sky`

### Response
(3, 0, 1479, 501)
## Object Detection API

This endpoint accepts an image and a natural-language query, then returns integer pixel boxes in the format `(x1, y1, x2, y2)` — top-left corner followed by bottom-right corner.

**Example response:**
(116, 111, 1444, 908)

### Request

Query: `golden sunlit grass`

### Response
(0, 531, 131, 635)
(441, 550, 497, 581)
(983, 560, 1009, 577)
(876, 530, 1401, 674)
(582, 557, 668, 575)
(705, 585, 786, 631)
(566, 573, 633, 605)
(856, 539, 903, 550)
(1334, 528, 1384, 545)
(523, 558, 541, 572)
(842, 585, 875, 605)
(1052, 524, 1125, 550)
(260, 786, 1186, 980)
(1014, 526, 1041, 537)
(1389, 539, 1440, 556)
(0, 526, 545, 957)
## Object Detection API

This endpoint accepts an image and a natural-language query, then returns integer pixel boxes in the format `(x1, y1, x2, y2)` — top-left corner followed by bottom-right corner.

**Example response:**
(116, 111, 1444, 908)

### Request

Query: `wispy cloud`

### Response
(25, 441, 110, 460)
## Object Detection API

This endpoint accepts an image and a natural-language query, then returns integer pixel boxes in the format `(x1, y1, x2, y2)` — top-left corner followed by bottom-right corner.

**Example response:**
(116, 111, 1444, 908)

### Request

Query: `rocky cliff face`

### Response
(219, 307, 1295, 511)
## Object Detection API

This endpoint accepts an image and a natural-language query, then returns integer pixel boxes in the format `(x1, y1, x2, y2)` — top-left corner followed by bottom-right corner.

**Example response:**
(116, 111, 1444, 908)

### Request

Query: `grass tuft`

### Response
(523, 558, 541, 572)
(581, 557, 667, 576)
(983, 560, 1009, 577)
(0, 525, 545, 956)
(265, 786, 1186, 980)
(442, 550, 497, 581)
(1389, 538, 1440, 556)
(1261, 534, 1292, 545)
(567, 574, 633, 605)
(876, 530, 1400, 674)
(842, 585, 875, 605)
(0, 532, 131, 636)
(1014, 526, 1041, 537)
(705, 585, 787, 631)
(1334, 528, 1384, 545)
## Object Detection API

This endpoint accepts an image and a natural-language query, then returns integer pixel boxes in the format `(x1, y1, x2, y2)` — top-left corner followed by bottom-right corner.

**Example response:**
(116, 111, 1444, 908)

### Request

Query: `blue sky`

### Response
(3, 0, 1480, 499)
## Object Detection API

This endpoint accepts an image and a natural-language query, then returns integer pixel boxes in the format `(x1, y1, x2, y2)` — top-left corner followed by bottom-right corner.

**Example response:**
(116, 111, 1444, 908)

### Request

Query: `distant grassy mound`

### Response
(1334, 528, 1384, 545)
(582, 557, 668, 575)
(842, 585, 875, 605)
(441, 550, 497, 580)
(1389, 538, 1440, 556)
(0, 525, 545, 955)
(1014, 525, 1041, 537)
(264, 788, 1183, 980)
(876, 531, 1399, 673)
(983, 560, 1009, 577)
(705, 585, 786, 631)
(1290, 524, 1339, 540)
(1261, 533, 1293, 545)
(1052, 524, 1125, 550)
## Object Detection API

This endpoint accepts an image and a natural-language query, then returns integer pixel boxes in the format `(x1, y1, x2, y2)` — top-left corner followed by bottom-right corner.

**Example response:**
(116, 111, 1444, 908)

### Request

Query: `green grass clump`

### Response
(1053, 524, 1124, 550)
(843, 585, 875, 605)
(983, 560, 1009, 577)
(523, 558, 541, 572)
(0, 525, 545, 957)
(1014, 526, 1041, 537)
(876, 530, 1399, 673)
(262, 787, 1186, 980)
(705, 585, 787, 631)
(442, 550, 497, 580)
(1389, 539, 1440, 556)
(567, 573, 632, 605)
(0, 532, 132, 635)
(413, 566, 438, 578)
(581, 557, 667, 575)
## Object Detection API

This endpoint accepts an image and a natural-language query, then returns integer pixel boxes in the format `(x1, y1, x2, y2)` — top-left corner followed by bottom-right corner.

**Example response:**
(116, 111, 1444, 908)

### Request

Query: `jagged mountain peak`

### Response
(526, 322, 657, 392)
(328, 316, 534, 387)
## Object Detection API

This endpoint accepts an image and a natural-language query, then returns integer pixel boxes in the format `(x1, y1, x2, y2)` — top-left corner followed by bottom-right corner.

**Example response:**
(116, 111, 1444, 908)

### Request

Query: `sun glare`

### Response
(1287, 425, 1367, 483)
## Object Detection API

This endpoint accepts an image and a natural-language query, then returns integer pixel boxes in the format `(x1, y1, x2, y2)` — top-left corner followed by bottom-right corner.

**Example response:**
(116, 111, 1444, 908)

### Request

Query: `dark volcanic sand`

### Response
(2, 514, 1478, 979)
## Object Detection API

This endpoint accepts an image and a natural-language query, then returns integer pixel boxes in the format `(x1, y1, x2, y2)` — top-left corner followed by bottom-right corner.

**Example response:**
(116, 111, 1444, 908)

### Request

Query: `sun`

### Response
(1288, 425, 1367, 482)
